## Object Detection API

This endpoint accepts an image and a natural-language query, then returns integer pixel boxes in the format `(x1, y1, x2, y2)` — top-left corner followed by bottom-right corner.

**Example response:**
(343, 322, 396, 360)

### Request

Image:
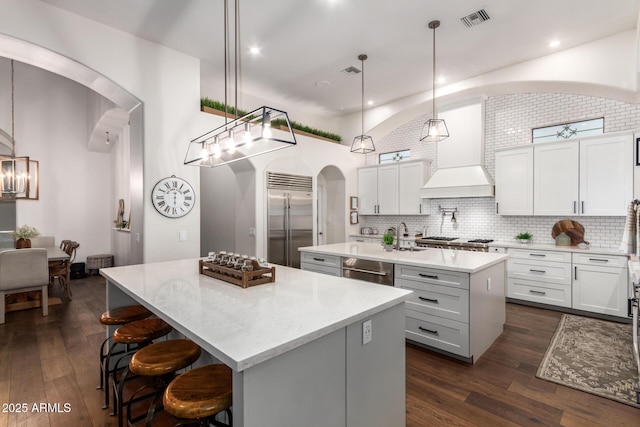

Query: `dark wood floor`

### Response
(1, 276, 638, 426)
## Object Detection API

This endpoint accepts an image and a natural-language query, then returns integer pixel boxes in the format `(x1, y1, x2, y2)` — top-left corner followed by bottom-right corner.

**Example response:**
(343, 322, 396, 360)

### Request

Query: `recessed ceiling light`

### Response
(315, 80, 331, 88)
(249, 46, 261, 55)
(549, 40, 560, 48)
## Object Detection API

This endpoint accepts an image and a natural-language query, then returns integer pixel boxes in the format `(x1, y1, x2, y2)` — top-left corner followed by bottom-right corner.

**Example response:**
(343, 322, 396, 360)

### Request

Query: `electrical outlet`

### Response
(362, 319, 372, 345)
(249, 227, 256, 236)
(179, 230, 187, 242)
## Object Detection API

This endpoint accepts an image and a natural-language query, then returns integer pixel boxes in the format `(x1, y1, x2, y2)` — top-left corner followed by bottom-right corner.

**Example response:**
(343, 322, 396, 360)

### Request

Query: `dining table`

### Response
(2, 246, 71, 313)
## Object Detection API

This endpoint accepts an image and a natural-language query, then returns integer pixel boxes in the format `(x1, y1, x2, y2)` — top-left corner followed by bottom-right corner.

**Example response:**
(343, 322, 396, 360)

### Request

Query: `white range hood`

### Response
(421, 100, 495, 199)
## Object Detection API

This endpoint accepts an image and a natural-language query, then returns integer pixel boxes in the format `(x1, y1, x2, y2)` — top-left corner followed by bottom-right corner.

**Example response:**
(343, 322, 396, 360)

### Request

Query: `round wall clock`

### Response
(151, 175, 195, 218)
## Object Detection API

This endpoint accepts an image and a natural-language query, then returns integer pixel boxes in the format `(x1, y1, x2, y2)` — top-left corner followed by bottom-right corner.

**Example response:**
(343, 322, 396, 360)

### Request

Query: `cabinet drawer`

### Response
(300, 252, 341, 268)
(507, 278, 571, 308)
(508, 249, 571, 263)
(398, 279, 469, 323)
(395, 264, 469, 290)
(572, 253, 628, 268)
(507, 257, 571, 286)
(300, 262, 341, 277)
(405, 310, 469, 357)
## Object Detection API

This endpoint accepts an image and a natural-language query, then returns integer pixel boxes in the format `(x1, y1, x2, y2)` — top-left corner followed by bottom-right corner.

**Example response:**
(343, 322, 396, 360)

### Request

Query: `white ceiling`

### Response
(38, 0, 640, 118)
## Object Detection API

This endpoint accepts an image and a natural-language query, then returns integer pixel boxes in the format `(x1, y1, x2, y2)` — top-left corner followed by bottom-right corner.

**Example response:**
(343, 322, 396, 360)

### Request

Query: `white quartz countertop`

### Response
(488, 240, 630, 257)
(100, 258, 411, 372)
(299, 242, 508, 273)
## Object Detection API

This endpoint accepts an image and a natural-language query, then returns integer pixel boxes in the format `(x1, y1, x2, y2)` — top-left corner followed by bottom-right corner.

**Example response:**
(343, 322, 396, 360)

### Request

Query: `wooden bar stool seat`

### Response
(100, 305, 152, 325)
(98, 305, 153, 407)
(103, 318, 173, 413)
(163, 364, 233, 426)
(117, 339, 201, 427)
(113, 318, 173, 344)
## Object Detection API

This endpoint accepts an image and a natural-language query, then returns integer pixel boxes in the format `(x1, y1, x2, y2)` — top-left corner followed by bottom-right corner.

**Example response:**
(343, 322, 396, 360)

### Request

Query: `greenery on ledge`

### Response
(200, 98, 342, 142)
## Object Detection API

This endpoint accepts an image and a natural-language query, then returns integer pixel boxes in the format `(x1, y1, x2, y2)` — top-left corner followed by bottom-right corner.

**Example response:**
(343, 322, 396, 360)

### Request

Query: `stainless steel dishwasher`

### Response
(342, 257, 394, 286)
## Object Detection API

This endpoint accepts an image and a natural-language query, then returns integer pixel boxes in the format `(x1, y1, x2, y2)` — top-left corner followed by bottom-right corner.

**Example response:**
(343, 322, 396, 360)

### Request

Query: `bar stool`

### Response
(163, 364, 233, 426)
(98, 305, 153, 407)
(116, 339, 201, 427)
(104, 318, 173, 414)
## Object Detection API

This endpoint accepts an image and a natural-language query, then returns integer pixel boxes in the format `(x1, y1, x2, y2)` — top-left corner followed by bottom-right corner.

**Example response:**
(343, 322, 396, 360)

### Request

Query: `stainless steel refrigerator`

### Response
(267, 172, 313, 268)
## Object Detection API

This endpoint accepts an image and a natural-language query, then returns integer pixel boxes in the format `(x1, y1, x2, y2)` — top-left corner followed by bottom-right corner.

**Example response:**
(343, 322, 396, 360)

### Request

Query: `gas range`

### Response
(415, 236, 494, 252)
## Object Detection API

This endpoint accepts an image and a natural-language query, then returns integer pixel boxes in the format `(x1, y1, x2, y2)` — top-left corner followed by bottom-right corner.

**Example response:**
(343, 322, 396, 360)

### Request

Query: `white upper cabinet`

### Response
(533, 142, 579, 215)
(358, 167, 379, 214)
(495, 146, 533, 215)
(579, 134, 633, 216)
(398, 161, 430, 214)
(495, 132, 633, 217)
(358, 160, 430, 215)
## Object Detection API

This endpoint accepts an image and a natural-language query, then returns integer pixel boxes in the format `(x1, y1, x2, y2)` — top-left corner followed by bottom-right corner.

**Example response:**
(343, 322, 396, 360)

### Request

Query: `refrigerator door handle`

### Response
(286, 193, 292, 266)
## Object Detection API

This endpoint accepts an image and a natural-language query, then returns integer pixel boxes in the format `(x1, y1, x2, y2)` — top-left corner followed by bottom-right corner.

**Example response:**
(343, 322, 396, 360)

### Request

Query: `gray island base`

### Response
(300, 242, 509, 363)
(101, 258, 411, 427)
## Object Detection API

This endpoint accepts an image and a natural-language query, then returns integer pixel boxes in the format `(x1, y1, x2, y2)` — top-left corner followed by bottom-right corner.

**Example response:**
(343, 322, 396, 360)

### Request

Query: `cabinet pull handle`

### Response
(574, 266, 577, 280)
(343, 267, 387, 276)
(529, 290, 547, 296)
(419, 204, 422, 214)
(313, 257, 325, 262)
(418, 326, 439, 335)
(588, 258, 609, 263)
(573, 201, 577, 214)
(496, 203, 499, 214)
(581, 201, 585, 214)
(418, 296, 439, 304)
(529, 253, 546, 257)
(529, 269, 546, 273)
(418, 273, 439, 279)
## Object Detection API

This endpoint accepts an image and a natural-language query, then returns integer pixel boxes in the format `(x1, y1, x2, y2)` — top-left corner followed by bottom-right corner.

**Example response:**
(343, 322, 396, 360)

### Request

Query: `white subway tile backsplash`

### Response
(359, 92, 639, 248)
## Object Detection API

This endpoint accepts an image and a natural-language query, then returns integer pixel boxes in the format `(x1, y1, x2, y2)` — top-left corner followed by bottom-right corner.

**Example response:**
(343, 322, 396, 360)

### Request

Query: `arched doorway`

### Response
(317, 166, 346, 245)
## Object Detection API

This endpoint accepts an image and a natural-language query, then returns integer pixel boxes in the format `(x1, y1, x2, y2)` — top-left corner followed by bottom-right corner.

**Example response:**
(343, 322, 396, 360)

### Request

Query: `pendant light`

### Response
(420, 20, 449, 142)
(185, 0, 296, 168)
(350, 54, 375, 154)
(0, 59, 39, 200)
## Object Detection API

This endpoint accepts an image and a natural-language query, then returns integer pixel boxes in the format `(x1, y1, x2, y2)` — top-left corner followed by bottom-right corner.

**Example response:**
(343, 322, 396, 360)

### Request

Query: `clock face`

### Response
(151, 175, 195, 218)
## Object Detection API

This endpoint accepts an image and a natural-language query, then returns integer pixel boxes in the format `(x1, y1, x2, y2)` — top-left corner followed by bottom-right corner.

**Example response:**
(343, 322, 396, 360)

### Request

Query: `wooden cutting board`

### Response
(551, 220, 589, 246)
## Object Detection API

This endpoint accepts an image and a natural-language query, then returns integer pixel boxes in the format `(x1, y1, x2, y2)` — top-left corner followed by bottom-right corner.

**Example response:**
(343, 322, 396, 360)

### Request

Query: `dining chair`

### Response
(49, 241, 79, 300)
(0, 248, 50, 324)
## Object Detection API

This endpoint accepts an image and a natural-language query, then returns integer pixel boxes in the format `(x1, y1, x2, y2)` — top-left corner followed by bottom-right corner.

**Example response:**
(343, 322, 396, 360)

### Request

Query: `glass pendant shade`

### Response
(421, 20, 449, 143)
(350, 53, 375, 154)
(420, 118, 449, 142)
(351, 134, 375, 154)
(184, 106, 296, 168)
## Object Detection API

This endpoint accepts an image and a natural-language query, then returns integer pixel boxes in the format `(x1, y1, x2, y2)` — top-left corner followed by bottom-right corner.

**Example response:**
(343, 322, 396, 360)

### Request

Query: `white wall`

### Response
(0, 0, 203, 263)
(0, 59, 111, 263)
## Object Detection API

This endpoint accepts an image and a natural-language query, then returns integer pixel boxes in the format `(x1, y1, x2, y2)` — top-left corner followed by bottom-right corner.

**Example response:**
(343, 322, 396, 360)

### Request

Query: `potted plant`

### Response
(382, 233, 395, 252)
(515, 232, 533, 243)
(11, 224, 40, 249)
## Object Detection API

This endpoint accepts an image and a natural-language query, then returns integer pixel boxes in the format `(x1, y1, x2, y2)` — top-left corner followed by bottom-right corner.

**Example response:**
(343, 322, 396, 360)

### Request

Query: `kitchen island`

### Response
(299, 242, 509, 362)
(101, 258, 411, 427)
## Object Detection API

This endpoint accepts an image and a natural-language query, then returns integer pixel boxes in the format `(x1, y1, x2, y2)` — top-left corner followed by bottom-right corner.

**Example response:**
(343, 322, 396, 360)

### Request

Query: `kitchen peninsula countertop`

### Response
(488, 240, 630, 257)
(100, 257, 411, 372)
(299, 242, 508, 273)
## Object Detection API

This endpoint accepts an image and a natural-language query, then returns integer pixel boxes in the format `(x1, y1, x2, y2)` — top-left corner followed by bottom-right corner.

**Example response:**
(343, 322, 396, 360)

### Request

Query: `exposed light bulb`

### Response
(200, 142, 209, 160)
(262, 112, 272, 138)
(227, 130, 236, 154)
(213, 141, 221, 159)
(243, 123, 252, 149)
(429, 125, 437, 136)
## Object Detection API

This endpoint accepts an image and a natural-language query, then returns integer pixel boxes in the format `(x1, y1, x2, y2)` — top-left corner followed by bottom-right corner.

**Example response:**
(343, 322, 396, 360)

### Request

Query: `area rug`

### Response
(537, 314, 639, 408)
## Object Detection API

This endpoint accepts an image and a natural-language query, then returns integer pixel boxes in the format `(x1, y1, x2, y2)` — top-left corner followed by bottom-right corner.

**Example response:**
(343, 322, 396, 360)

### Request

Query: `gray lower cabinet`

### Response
(395, 262, 505, 362)
(300, 252, 341, 276)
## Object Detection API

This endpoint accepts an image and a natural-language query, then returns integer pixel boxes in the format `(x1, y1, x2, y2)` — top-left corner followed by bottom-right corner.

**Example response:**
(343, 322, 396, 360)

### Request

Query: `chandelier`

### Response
(184, 0, 296, 168)
(1, 60, 39, 200)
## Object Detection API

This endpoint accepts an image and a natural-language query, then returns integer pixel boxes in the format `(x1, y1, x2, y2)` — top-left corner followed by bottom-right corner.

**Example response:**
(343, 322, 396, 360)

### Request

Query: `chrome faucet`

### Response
(396, 222, 408, 250)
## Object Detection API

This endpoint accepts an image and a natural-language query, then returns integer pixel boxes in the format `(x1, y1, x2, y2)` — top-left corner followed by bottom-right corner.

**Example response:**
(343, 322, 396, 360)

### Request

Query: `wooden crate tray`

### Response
(199, 259, 275, 288)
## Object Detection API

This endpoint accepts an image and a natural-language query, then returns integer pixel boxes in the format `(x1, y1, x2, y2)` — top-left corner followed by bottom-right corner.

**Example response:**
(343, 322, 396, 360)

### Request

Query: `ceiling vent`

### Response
(341, 66, 361, 75)
(460, 9, 490, 27)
